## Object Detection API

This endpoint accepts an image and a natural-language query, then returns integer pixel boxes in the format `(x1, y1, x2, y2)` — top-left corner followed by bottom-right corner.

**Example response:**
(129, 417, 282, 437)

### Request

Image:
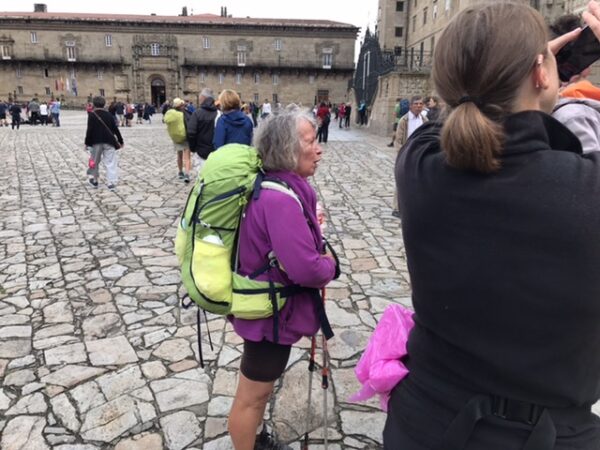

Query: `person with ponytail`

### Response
(386, 2, 600, 449)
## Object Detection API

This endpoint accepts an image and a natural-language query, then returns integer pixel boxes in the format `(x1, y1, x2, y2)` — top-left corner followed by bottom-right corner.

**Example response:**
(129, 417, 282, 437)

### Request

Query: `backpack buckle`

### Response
(491, 396, 543, 425)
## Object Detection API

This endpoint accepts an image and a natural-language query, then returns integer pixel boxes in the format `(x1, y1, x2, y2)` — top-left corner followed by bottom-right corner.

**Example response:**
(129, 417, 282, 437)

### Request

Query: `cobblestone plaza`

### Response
(0, 112, 408, 449)
(1, 113, 598, 449)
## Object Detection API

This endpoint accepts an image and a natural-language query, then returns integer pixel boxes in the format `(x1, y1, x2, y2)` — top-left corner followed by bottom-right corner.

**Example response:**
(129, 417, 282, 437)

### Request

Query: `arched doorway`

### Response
(150, 77, 166, 107)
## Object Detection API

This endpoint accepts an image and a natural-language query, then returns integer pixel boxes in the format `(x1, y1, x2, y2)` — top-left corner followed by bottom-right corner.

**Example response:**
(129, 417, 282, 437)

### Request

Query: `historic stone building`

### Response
(0, 4, 358, 107)
(360, 0, 594, 136)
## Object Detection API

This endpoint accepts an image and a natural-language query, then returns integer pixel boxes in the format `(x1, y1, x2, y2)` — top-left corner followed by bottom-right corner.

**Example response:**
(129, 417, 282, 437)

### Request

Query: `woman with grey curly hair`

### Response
(227, 109, 338, 450)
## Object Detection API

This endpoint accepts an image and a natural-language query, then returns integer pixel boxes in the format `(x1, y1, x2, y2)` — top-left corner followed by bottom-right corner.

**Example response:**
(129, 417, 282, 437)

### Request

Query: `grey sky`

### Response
(2, 0, 379, 56)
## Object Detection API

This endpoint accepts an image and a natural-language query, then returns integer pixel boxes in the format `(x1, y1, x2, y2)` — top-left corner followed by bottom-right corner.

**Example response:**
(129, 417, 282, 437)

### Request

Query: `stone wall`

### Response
(365, 71, 431, 137)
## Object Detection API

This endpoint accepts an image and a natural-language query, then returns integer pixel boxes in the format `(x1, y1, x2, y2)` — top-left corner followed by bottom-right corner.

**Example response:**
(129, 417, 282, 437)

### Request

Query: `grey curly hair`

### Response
(253, 109, 317, 172)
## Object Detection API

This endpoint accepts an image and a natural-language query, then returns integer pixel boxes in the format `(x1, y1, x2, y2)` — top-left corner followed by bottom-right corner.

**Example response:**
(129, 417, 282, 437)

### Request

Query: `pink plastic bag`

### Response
(350, 304, 414, 411)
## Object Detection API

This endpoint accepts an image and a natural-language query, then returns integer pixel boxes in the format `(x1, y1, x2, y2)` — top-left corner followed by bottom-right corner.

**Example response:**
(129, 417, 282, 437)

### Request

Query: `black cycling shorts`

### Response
(240, 339, 292, 382)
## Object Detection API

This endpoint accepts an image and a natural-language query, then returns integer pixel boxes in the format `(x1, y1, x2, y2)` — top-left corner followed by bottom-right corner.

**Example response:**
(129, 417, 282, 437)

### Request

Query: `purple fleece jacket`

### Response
(230, 170, 336, 345)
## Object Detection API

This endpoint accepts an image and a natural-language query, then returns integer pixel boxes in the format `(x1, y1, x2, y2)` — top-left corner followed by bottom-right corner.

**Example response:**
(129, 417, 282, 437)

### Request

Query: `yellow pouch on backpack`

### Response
(230, 273, 287, 319)
(192, 237, 233, 303)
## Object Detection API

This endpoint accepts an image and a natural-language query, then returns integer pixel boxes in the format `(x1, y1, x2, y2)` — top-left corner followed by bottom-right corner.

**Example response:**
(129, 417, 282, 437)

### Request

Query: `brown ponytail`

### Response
(441, 103, 503, 173)
(433, 2, 548, 173)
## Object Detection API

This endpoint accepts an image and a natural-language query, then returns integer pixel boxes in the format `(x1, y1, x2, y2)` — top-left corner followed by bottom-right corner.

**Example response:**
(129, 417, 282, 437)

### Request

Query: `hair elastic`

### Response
(458, 96, 483, 107)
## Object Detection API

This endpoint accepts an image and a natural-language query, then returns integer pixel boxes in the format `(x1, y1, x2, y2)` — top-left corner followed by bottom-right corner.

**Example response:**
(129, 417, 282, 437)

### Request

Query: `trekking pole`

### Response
(321, 287, 329, 450)
(302, 335, 317, 450)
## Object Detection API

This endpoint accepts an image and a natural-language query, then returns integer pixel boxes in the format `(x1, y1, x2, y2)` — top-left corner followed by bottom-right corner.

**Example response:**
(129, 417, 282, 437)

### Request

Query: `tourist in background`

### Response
(164, 97, 192, 183)
(28, 98, 40, 125)
(424, 95, 441, 122)
(187, 87, 218, 160)
(550, 13, 600, 153)
(213, 89, 253, 149)
(9, 102, 22, 130)
(392, 95, 428, 218)
(49, 99, 61, 127)
(316, 101, 331, 143)
(39, 101, 48, 125)
(84, 96, 124, 191)
(344, 102, 352, 128)
(0, 99, 7, 127)
(338, 102, 346, 128)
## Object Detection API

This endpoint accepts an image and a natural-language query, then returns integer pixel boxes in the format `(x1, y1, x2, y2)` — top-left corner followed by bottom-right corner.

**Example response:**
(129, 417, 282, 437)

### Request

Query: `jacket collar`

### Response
(502, 110, 582, 156)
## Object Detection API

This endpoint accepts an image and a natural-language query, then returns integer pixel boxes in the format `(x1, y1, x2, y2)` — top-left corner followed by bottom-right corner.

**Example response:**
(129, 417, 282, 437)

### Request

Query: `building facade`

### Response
(363, 0, 592, 135)
(0, 5, 358, 107)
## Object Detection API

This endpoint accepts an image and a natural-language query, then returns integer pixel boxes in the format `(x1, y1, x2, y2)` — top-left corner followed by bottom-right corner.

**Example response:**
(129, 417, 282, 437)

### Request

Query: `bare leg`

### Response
(184, 148, 192, 175)
(177, 151, 183, 173)
(228, 373, 274, 450)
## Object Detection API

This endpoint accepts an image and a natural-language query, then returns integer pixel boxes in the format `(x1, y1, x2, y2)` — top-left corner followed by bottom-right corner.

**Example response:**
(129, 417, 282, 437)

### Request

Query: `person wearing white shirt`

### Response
(39, 102, 49, 126)
(261, 99, 272, 118)
(392, 96, 428, 218)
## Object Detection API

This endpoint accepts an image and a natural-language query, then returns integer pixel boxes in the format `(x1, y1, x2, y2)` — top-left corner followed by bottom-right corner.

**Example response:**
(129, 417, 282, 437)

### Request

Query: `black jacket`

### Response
(85, 109, 123, 148)
(391, 111, 600, 447)
(397, 110, 600, 407)
(187, 98, 218, 158)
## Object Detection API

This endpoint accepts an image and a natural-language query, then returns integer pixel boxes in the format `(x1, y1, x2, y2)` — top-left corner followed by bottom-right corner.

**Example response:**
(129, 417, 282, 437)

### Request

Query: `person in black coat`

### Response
(385, 3, 600, 449)
(187, 87, 218, 159)
(84, 96, 124, 190)
(9, 103, 22, 130)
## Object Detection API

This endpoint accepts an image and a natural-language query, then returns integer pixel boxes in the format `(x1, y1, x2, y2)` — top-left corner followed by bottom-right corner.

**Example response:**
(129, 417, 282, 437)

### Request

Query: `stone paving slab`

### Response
(0, 112, 597, 450)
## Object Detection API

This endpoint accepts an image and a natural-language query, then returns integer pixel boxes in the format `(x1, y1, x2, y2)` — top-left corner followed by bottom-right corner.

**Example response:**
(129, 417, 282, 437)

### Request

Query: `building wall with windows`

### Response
(366, 0, 598, 136)
(376, 0, 576, 76)
(0, 8, 358, 107)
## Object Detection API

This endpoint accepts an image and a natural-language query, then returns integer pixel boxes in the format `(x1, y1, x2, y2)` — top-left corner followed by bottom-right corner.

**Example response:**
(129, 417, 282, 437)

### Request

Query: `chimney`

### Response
(224, 7, 228, 17)
(181, 6, 188, 16)
(33, 3, 47, 13)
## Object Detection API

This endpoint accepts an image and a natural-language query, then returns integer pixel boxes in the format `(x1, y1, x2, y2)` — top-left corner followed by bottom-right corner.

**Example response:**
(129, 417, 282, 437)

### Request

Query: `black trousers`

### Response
(317, 123, 329, 143)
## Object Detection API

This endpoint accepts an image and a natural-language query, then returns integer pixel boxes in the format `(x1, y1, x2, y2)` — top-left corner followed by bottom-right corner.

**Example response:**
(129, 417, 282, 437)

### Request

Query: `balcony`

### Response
(380, 50, 433, 75)
(182, 56, 354, 72)
(8, 52, 126, 66)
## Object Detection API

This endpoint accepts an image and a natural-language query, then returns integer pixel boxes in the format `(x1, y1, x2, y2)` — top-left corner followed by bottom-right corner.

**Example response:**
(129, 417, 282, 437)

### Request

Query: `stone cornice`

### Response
(0, 17, 359, 38)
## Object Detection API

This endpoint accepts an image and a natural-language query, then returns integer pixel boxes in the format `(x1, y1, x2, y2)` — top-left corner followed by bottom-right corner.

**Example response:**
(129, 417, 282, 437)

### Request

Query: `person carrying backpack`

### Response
(224, 109, 338, 450)
(164, 98, 192, 183)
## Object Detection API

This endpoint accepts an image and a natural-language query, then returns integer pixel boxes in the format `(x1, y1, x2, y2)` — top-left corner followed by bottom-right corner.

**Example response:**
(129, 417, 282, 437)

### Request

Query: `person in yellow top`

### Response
(164, 98, 192, 183)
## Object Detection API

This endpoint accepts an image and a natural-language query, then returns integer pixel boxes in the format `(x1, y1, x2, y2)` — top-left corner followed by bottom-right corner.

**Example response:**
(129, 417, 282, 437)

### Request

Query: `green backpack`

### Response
(175, 144, 335, 365)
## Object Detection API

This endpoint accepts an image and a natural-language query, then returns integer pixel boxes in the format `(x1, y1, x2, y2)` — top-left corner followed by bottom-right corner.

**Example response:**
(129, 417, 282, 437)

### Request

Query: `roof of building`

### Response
(0, 11, 358, 30)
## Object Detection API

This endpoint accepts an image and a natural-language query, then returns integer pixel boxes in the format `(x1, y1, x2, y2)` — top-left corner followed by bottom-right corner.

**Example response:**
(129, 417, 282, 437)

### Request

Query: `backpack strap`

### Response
(259, 180, 303, 210)
(247, 176, 336, 341)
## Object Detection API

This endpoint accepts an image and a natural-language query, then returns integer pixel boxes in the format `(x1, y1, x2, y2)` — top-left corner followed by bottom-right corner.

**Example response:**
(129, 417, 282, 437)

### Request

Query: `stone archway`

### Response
(150, 76, 166, 107)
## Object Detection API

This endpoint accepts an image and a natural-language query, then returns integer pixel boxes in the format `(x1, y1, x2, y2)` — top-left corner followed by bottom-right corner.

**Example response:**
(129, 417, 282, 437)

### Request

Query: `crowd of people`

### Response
(0, 97, 61, 129)
(18, 3, 600, 449)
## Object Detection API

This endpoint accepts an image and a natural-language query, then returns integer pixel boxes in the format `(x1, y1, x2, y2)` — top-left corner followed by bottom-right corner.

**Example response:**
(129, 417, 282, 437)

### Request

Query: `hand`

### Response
(323, 250, 336, 262)
(584, 1, 600, 41)
(549, 27, 581, 55)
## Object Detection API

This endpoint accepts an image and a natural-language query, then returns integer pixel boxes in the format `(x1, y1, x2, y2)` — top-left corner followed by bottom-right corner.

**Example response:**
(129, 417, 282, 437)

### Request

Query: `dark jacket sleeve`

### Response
(84, 114, 93, 147)
(187, 110, 199, 151)
(245, 117, 254, 144)
(213, 117, 226, 150)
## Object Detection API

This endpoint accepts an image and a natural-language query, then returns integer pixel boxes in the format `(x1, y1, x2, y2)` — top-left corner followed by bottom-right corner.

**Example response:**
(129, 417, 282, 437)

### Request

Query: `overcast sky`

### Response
(2, 0, 379, 57)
